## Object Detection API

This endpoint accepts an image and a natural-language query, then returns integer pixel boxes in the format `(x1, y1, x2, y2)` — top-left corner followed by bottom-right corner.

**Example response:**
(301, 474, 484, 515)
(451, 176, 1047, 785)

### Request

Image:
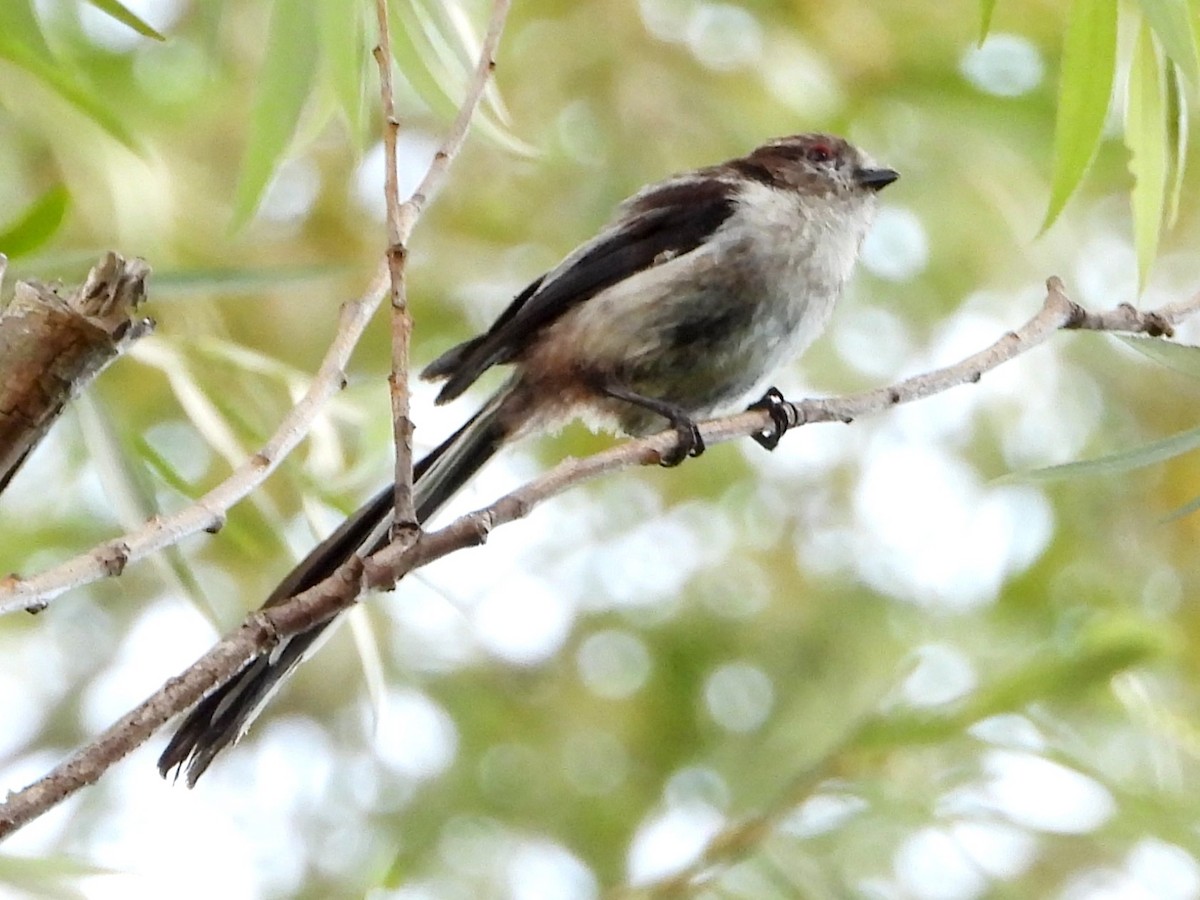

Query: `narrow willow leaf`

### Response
(979, 0, 999, 44)
(1002, 424, 1200, 482)
(319, 0, 367, 138)
(388, 1, 534, 156)
(1125, 22, 1169, 288)
(0, 40, 138, 148)
(77, 396, 159, 546)
(423, 0, 473, 70)
(130, 432, 272, 560)
(130, 435, 201, 500)
(191, 337, 313, 382)
(0, 185, 69, 258)
(76, 396, 213, 620)
(0, 0, 51, 56)
(441, 0, 515, 129)
(150, 262, 348, 297)
(472, 113, 539, 157)
(1119, 336, 1200, 379)
(348, 605, 388, 731)
(389, 0, 460, 119)
(1042, 0, 1118, 231)
(411, 0, 472, 89)
(83, 0, 165, 40)
(1166, 62, 1189, 227)
(231, 0, 318, 228)
(1136, 0, 1200, 85)
(130, 340, 287, 556)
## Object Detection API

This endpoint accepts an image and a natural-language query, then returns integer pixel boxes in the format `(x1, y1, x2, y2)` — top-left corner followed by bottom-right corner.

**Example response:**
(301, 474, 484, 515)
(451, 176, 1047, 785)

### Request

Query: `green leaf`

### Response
(437, 0, 519, 135)
(150, 262, 349, 297)
(1041, 0, 1118, 231)
(386, 1, 535, 159)
(130, 435, 201, 500)
(320, 0, 368, 138)
(0, 39, 139, 149)
(1136, 0, 1200, 85)
(979, 0, 999, 44)
(0, 185, 69, 259)
(1166, 62, 1189, 227)
(230, 0, 319, 228)
(389, 0, 460, 119)
(82, 0, 165, 40)
(0, 0, 51, 57)
(1002, 423, 1200, 482)
(1119, 336, 1200, 379)
(76, 396, 217, 624)
(1125, 21, 1169, 288)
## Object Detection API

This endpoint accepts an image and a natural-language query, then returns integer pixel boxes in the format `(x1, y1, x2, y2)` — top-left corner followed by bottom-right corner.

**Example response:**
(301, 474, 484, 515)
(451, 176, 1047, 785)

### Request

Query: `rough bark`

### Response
(0, 252, 152, 495)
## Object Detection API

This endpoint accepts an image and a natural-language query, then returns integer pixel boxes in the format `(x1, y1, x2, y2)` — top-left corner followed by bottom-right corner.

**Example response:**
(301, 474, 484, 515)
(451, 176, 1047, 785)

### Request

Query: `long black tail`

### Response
(158, 388, 516, 785)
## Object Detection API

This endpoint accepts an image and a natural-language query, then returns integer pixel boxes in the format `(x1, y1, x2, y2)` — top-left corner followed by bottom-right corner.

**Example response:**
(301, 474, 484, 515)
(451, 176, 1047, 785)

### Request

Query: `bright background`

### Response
(2, 0, 1200, 898)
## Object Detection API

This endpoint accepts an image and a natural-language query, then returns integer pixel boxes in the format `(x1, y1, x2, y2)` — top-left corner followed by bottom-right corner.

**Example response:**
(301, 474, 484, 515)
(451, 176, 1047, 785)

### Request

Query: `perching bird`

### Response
(159, 132, 897, 784)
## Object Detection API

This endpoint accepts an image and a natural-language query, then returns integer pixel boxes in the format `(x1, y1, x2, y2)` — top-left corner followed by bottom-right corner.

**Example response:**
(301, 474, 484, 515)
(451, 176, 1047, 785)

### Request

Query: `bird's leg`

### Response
(599, 383, 704, 467)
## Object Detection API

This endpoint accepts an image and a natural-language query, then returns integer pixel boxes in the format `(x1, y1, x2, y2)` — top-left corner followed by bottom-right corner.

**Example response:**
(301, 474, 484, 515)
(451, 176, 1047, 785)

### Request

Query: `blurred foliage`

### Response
(83, 0, 165, 40)
(3, 0, 1200, 898)
(0, 185, 70, 258)
(1032, 0, 1196, 287)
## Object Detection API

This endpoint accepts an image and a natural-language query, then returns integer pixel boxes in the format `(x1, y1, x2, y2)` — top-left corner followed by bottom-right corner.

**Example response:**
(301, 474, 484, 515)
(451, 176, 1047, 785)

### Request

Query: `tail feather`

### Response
(158, 388, 516, 785)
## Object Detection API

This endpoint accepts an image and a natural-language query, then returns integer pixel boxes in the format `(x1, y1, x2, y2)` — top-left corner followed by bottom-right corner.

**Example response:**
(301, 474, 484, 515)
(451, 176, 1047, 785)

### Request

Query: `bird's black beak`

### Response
(855, 167, 899, 191)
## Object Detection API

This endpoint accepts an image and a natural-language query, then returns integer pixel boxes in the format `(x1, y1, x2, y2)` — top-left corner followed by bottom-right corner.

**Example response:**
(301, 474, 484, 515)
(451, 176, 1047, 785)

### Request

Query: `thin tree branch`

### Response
(373, 0, 418, 533)
(0, 0, 513, 617)
(0, 278, 1191, 838)
(374, 0, 511, 537)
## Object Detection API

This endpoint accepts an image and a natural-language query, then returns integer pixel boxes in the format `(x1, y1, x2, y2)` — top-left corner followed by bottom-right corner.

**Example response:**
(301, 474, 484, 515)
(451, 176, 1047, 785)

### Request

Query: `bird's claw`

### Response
(748, 387, 791, 451)
(660, 419, 705, 467)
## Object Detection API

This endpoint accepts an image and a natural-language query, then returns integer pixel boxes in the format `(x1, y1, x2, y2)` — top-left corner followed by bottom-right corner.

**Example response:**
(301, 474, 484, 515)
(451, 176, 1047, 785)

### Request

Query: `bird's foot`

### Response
(660, 416, 704, 467)
(747, 387, 792, 451)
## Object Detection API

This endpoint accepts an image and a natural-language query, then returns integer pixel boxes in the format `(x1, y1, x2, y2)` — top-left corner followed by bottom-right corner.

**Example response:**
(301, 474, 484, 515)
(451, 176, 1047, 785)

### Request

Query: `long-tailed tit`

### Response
(160, 132, 898, 784)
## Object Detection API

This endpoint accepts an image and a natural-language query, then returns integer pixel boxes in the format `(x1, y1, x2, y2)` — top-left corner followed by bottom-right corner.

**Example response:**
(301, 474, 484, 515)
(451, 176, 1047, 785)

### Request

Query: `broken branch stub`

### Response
(0, 252, 153, 495)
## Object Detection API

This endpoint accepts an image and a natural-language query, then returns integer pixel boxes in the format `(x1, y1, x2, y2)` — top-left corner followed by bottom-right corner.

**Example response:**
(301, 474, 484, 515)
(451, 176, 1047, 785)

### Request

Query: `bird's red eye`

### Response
(807, 141, 835, 163)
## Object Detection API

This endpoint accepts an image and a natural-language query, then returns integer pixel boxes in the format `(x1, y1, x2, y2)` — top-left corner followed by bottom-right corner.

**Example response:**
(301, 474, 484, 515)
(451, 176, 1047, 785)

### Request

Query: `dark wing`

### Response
(421, 275, 546, 383)
(421, 175, 738, 404)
